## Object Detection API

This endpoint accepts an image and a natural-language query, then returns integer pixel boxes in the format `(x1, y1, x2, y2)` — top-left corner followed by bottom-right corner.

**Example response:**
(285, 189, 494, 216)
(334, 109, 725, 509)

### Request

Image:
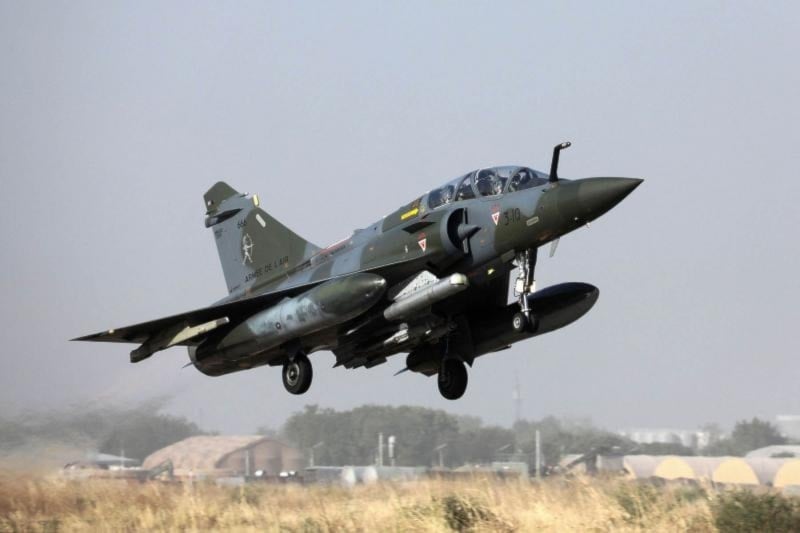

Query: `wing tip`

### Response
(71, 329, 116, 342)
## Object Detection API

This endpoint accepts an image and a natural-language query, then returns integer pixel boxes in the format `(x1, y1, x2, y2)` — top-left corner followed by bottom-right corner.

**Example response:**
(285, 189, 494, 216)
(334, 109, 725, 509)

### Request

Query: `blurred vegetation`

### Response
(0, 398, 206, 462)
(704, 418, 787, 456)
(713, 490, 800, 533)
(513, 416, 632, 466)
(276, 405, 636, 467)
(2, 400, 794, 471)
(277, 404, 462, 467)
(636, 442, 696, 456)
(275, 408, 797, 467)
(0, 475, 718, 532)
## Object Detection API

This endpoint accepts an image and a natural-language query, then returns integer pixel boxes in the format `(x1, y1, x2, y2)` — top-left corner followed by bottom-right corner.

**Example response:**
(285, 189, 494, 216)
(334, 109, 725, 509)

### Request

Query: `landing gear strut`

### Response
(282, 354, 312, 395)
(512, 248, 539, 333)
(438, 358, 468, 400)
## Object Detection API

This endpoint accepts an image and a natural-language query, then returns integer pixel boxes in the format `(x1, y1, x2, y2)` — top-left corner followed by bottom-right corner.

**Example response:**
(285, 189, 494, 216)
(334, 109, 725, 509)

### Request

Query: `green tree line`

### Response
(1, 399, 791, 468)
(272, 405, 636, 467)
(274, 406, 794, 467)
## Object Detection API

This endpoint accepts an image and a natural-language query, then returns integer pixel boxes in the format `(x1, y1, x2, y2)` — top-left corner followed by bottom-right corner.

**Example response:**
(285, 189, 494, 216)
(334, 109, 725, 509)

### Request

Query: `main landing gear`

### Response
(438, 358, 468, 400)
(512, 248, 539, 333)
(282, 354, 312, 395)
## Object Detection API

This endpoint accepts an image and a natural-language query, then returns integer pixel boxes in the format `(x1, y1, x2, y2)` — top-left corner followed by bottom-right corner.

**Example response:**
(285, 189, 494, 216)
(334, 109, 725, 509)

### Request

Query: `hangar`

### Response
(712, 458, 760, 485)
(652, 456, 722, 481)
(774, 460, 800, 489)
(142, 435, 304, 479)
(620, 455, 796, 488)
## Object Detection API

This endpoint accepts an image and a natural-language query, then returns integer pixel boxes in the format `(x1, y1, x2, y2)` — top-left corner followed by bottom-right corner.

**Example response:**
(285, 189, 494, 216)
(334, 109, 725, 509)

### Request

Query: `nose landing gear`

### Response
(513, 248, 539, 333)
(512, 311, 536, 333)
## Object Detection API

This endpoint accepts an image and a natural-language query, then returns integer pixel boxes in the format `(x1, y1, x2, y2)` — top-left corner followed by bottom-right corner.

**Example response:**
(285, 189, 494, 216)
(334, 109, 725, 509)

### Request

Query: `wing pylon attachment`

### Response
(130, 317, 230, 363)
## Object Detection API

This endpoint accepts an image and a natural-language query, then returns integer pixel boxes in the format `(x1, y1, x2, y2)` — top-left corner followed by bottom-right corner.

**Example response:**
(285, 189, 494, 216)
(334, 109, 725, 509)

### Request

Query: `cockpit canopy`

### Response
(427, 166, 548, 209)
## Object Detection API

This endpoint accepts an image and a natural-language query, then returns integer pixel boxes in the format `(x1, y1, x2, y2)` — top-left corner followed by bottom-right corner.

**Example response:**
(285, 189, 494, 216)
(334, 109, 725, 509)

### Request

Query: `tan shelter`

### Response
(626, 456, 723, 482)
(623, 455, 793, 487)
(712, 458, 759, 485)
(653, 456, 696, 480)
(143, 436, 304, 478)
(774, 460, 800, 488)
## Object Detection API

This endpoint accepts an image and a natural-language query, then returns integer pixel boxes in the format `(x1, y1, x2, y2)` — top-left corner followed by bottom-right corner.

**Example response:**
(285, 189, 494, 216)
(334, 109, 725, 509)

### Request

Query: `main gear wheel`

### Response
(282, 355, 312, 395)
(437, 359, 468, 400)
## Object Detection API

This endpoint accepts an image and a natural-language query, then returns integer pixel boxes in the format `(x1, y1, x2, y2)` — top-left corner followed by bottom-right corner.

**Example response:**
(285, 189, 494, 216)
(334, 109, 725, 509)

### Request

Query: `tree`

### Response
(730, 418, 786, 453)
(636, 442, 695, 456)
(98, 409, 204, 461)
(699, 422, 724, 449)
(0, 399, 208, 462)
(449, 425, 516, 465)
(513, 417, 633, 466)
(705, 418, 786, 456)
(280, 404, 514, 467)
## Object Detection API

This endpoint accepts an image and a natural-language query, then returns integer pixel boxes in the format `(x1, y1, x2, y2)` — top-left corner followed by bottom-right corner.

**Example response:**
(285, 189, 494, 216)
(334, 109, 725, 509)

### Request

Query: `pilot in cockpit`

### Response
(508, 168, 533, 192)
(475, 169, 504, 197)
(440, 184, 454, 204)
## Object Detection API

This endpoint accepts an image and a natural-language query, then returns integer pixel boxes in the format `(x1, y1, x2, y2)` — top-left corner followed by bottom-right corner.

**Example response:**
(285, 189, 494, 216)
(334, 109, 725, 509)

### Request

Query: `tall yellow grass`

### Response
(0, 473, 716, 532)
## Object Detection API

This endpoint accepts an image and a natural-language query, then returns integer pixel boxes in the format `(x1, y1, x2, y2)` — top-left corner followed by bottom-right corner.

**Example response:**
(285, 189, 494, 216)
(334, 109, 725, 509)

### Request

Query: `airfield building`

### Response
(618, 428, 711, 449)
(620, 455, 800, 490)
(142, 436, 304, 479)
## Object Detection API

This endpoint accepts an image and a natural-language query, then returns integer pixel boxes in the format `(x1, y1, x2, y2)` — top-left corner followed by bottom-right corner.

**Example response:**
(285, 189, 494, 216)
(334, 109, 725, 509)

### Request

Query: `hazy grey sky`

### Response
(1, 1, 798, 434)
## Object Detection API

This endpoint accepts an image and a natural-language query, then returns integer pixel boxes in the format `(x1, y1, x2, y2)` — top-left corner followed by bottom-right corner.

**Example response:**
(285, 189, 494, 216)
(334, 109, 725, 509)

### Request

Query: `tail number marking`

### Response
(503, 208, 521, 226)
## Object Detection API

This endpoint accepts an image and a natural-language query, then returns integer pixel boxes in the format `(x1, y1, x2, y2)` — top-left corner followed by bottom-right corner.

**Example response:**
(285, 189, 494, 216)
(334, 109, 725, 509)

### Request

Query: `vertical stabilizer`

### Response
(204, 182, 320, 294)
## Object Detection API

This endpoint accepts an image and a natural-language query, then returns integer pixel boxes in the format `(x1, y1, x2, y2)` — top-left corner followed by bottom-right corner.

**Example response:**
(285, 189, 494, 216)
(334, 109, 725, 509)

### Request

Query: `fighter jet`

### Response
(74, 143, 642, 400)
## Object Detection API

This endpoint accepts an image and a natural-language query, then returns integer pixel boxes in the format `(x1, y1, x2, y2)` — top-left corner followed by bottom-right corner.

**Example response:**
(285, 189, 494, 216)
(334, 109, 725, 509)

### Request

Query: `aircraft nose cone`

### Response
(575, 177, 643, 219)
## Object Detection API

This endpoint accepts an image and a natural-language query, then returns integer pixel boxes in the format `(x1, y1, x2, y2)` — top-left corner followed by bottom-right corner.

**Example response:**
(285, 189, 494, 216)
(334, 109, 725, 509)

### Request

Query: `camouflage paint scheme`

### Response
(75, 145, 642, 399)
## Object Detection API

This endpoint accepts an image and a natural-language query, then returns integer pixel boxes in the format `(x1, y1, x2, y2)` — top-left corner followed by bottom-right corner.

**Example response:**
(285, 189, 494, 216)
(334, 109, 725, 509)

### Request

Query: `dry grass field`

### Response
(0, 473, 724, 532)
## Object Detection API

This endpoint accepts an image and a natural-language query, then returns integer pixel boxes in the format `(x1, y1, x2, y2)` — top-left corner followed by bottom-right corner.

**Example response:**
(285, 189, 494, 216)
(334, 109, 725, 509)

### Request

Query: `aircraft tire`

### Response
(438, 359, 468, 400)
(512, 312, 529, 333)
(283, 355, 312, 395)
